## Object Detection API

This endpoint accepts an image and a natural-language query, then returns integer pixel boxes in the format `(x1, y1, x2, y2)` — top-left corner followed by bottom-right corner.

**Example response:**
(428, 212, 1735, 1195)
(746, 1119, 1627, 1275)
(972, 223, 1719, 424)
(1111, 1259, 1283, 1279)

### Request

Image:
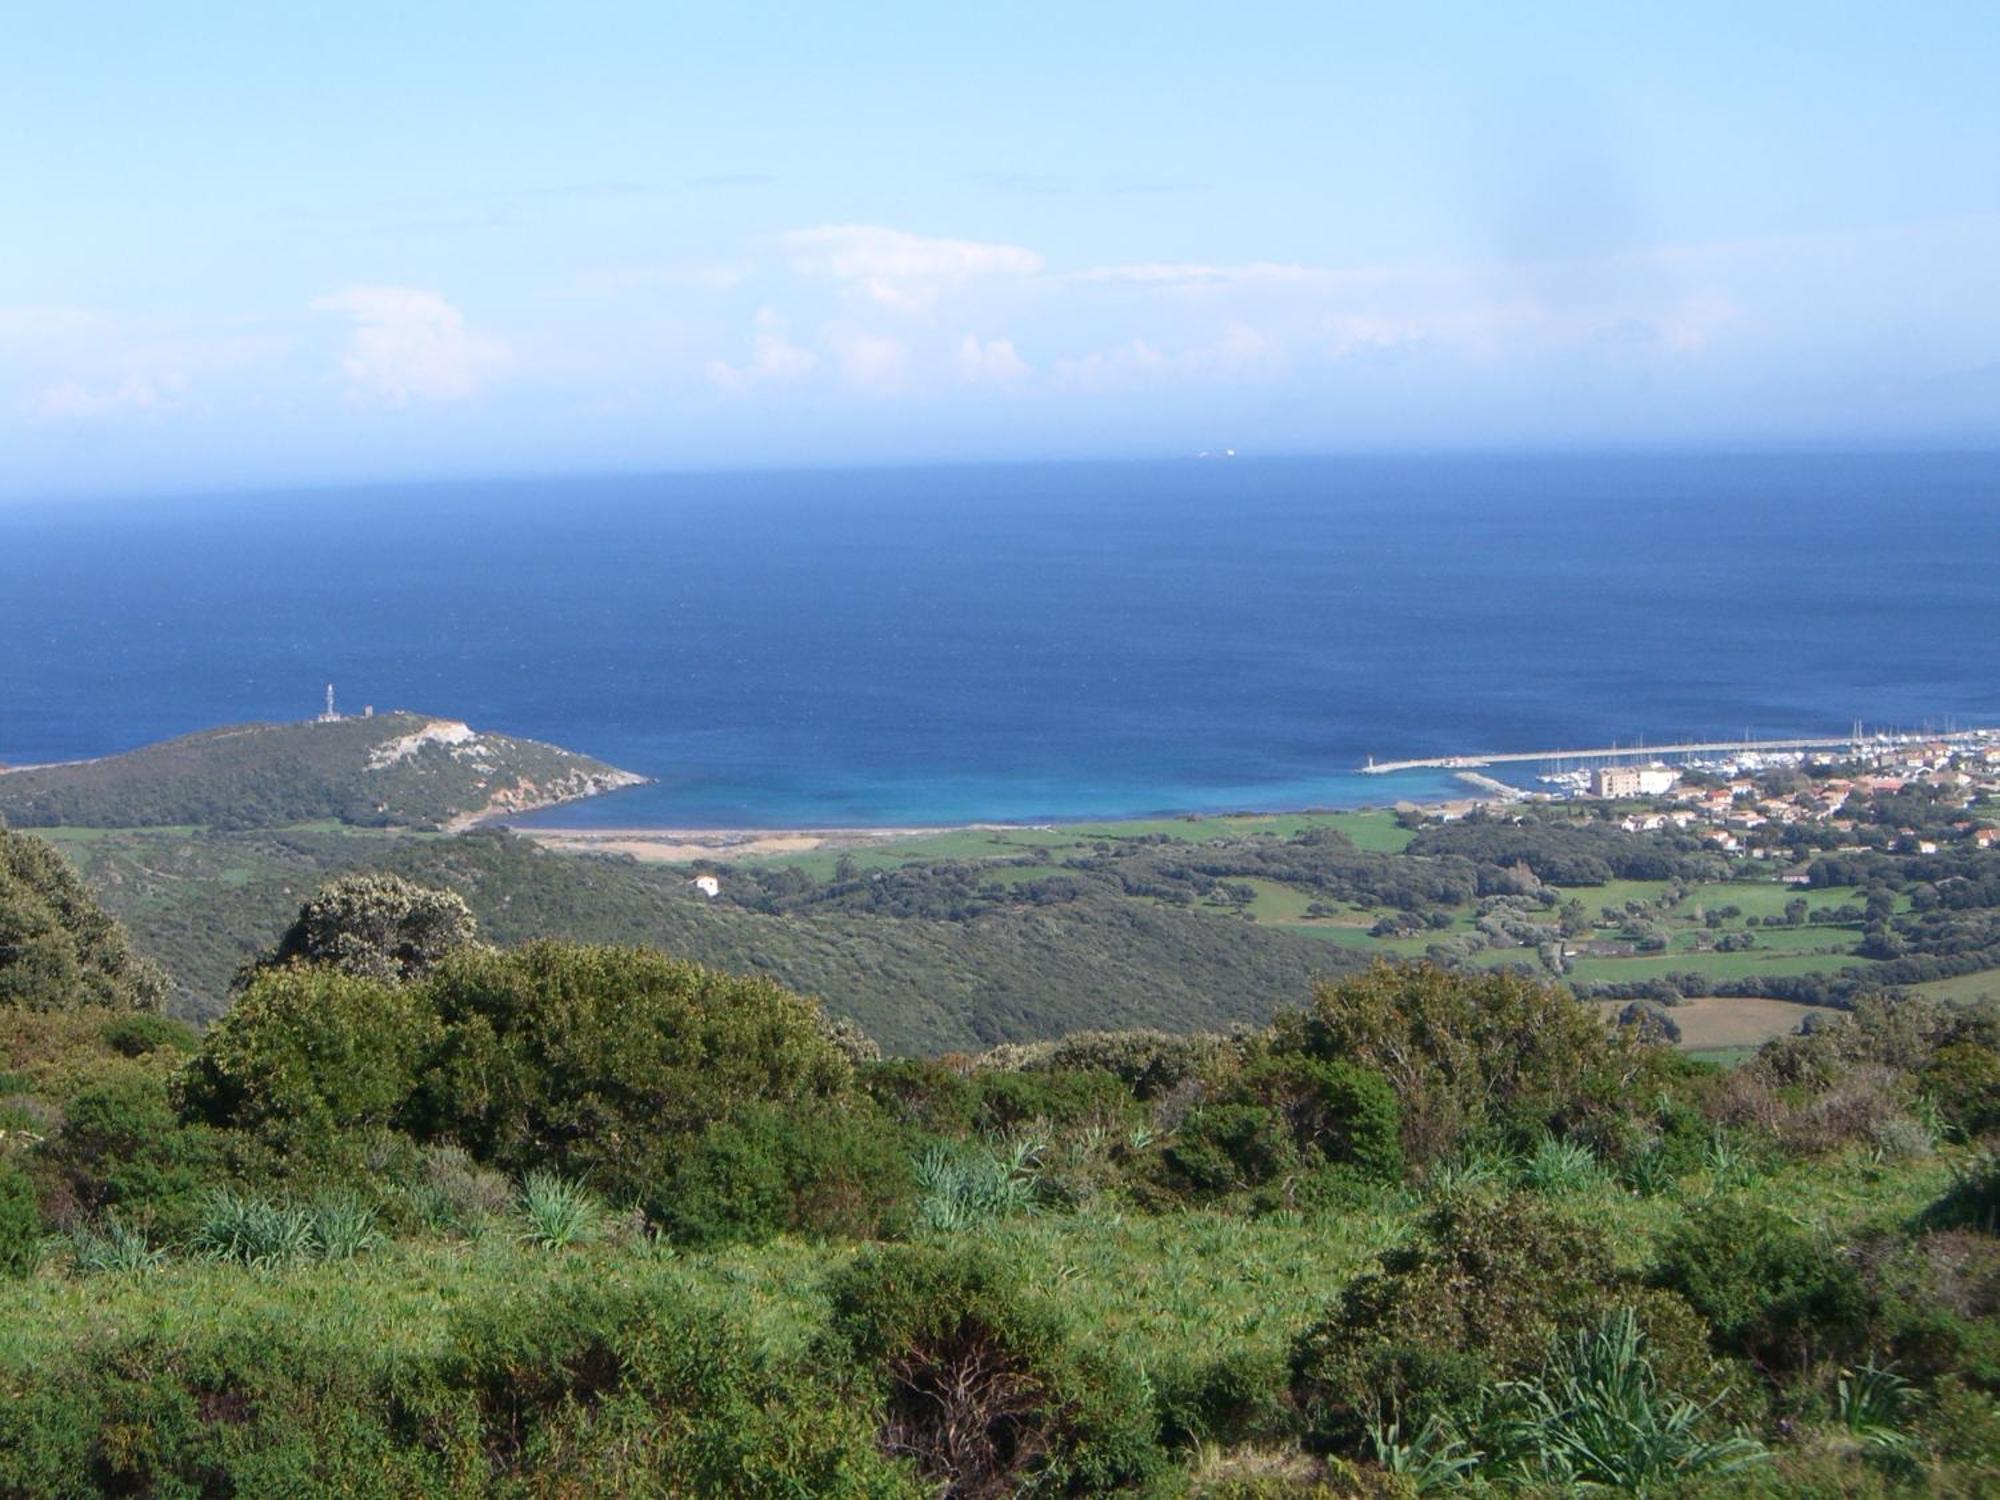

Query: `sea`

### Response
(1, 453, 1995, 828)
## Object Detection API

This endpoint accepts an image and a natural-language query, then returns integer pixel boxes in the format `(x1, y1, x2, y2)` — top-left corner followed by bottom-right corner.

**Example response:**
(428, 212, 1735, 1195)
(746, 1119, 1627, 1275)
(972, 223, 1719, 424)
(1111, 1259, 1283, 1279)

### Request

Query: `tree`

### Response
(263, 873, 477, 984)
(0, 823, 165, 1012)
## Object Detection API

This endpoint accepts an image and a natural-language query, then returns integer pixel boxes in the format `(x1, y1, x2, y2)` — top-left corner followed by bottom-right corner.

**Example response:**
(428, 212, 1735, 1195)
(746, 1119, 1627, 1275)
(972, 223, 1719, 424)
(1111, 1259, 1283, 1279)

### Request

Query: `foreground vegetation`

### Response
(2, 836, 1995, 1495)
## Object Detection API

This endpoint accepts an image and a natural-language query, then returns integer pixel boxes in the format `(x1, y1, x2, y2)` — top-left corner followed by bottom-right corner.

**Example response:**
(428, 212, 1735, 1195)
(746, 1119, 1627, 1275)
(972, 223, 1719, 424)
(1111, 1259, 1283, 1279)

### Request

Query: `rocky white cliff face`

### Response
(366, 720, 479, 769)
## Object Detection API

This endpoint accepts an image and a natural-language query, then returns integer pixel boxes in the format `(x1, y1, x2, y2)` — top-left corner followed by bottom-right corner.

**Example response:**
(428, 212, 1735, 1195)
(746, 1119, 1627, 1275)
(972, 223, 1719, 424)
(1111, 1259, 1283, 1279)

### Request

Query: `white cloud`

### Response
(956, 334, 1030, 385)
(780, 225, 1043, 311)
(1069, 261, 1320, 287)
(1054, 322, 1283, 392)
(832, 331, 909, 391)
(706, 308, 818, 393)
(311, 285, 512, 402)
(31, 373, 183, 421)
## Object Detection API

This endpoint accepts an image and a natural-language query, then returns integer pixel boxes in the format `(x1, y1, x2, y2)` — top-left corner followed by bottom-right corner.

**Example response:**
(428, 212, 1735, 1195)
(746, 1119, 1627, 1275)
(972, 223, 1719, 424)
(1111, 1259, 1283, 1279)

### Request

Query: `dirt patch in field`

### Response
(1597, 995, 1832, 1051)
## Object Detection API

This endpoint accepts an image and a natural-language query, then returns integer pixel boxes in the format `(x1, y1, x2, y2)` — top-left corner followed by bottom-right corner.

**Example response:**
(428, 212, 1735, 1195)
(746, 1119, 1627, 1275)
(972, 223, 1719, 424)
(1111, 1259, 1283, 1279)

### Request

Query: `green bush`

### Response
(1923, 1043, 2000, 1138)
(1240, 1054, 1404, 1184)
(262, 872, 478, 984)
(409, 943, 853, 1193)
(175, 964, 436, 1158)
(1272, 962, 1645, 1164)
(0, 826, 167, 1013)
(826, 1242, 1164, 1494)
(0, 1162, 39, 1277)
(1164, 1103, 1297, 1197)
(969, 1067, 1136, 1133)
(99, 1013, 198, 1059)
(1292, 1190, 1715, 1453)
(1653, 1200, 1874, 1372)
(37, 1067, 218, 1240)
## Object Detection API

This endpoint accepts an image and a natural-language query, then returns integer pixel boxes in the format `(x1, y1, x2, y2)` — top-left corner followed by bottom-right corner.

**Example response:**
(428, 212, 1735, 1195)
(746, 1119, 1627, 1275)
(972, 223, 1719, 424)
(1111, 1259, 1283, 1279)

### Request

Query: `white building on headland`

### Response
(1592, 764, 1680, 798)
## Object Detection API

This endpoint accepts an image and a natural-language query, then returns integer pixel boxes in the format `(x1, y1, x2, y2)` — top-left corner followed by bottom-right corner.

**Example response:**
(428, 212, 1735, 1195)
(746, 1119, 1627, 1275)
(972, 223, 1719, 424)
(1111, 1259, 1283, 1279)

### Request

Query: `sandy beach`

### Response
(512, 823, 982, 863)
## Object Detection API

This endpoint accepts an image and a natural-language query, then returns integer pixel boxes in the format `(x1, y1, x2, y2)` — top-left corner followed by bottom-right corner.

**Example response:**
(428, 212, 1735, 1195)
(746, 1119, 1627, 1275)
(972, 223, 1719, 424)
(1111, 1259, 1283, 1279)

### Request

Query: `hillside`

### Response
(0, 714, 644, 832)
(49, 827, 1350, 1051)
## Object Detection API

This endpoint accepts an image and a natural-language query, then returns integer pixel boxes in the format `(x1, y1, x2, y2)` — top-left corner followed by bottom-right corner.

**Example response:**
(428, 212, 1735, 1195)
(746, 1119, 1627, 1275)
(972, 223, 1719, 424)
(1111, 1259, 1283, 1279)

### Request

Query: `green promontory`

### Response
(0, 714, 645, 832)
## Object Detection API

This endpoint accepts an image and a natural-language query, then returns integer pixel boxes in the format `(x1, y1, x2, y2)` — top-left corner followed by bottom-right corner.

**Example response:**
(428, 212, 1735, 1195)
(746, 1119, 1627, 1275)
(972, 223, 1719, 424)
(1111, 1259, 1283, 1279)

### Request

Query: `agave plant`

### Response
(195, 1189, 317, 1268)
(1837, 1360, 1917, 1465)
(1369, 1413, 1482, 1494)
(516, 1171, 602, 1250)
(70, 1215, 165, 1275)
(309, 1194, 384, 1261)
(913, 1135, 1044, 1232)
(1486, 1308, 1767, 1494)
(1522, 1135, 1604, 1196)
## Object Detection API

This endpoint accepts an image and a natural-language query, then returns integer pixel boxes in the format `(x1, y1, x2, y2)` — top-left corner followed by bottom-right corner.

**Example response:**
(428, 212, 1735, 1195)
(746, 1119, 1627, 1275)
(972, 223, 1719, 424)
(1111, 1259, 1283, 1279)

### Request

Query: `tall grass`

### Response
(192, 1190, 383, 1267)
(69, 1216, 165, 1275)
(1486, 1308, 1767, 1492)
(1522, 1135, 1605, 1195)
(914, 1136, 1044, 1232)
(516, 1172, 602, 1249)
(194, 1190, 318, 1268)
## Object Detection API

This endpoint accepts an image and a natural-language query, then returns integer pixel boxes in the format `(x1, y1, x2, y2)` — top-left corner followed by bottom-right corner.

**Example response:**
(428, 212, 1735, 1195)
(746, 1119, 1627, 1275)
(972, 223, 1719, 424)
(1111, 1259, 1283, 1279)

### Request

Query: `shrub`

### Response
(36, 1067, 218, 1239)
(0, 1162, 39, 1276)
(1164, 1104, 1297, 1197)
(1239, 1055, 1404, 1185)
(970, 1068, 1136, 1134)
(645, 1101, 912, 1247)
(409, 943, 852, 1193)
(1029, 1029, 1234, 1099)
(1653, 1201, 1874, 1372)
(98, 1013, 198, 1059)
(1273, 963, 1644, 1163)
(1292, 1191, 1711, 1452)
(261, 872, 477, 984)
(0, 826, 168, 1013)
(175, 965, 437, 1158)
(407, 1142, 512, 1233)
(1924, 1043, 2000, 1138)
(826, 1243, 1164, 1494)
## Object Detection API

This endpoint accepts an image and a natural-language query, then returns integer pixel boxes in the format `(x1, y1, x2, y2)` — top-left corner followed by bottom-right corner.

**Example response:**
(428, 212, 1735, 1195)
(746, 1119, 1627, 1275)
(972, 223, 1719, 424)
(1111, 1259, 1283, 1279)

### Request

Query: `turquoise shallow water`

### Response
(2, 453, 1995, 827)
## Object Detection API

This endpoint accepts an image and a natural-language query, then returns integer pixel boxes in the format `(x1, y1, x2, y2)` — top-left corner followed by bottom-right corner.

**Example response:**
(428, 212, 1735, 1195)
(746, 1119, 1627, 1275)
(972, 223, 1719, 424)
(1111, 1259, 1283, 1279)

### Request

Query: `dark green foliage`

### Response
(1273, 962, 1643, 1163)
(966, 1068, 1136, 1133)
(1923, 1043, 2000, 1137)
(0, 1270, 907, 1498)
(97, 1013, 197, 1058)
(0, 1163, 38, 1277)
(410, 942, 852, 1193)
(0, 713, 637, 831)
(1653, 1200, 1874, 1371)
(645, 1101, 913, 1247)
(0, 826, 165, 1013)
(826, 1243, 1164, 1495)
(1166, 1104, 1298, 1197)
(1153, 1344, 1298, 1450)
(175, 965, 437, 1159)
(262, 872, 478, 984)
(36, 1069, 218, 1240)
(1292, 1190, 1717, 1453)
(1240, 1054, 1404, 1184)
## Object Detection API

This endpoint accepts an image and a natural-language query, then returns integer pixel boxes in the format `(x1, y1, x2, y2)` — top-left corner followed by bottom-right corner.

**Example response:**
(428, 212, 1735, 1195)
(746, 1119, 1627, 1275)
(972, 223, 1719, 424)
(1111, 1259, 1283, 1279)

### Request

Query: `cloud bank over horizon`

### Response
(3, 3, 1997, 497)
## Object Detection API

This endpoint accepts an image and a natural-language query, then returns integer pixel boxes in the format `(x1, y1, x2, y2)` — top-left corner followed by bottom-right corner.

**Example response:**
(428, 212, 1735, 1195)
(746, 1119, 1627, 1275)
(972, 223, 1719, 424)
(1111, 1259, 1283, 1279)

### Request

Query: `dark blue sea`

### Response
(2, 454, 1995, 827)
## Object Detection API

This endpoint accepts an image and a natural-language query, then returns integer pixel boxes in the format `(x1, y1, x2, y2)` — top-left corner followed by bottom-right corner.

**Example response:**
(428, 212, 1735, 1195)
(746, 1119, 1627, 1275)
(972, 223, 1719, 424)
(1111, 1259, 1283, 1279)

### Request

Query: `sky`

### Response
(3, 1, 1998, 498)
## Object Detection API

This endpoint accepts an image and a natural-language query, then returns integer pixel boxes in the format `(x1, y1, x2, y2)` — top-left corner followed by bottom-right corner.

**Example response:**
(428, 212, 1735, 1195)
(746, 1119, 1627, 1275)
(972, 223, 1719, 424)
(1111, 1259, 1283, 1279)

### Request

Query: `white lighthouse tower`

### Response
(318, 683, 340, 723)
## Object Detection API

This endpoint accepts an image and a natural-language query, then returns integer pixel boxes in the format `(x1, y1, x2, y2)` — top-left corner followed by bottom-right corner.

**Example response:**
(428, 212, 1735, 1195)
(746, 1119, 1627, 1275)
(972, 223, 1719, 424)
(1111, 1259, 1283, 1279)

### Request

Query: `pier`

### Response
(1360, 728, 1990, 776)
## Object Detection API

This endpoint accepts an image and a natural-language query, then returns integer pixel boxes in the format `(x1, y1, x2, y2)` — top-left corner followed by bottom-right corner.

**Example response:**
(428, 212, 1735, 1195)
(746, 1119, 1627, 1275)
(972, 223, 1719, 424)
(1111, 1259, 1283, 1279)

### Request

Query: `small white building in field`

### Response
(688, 875, 721, 899)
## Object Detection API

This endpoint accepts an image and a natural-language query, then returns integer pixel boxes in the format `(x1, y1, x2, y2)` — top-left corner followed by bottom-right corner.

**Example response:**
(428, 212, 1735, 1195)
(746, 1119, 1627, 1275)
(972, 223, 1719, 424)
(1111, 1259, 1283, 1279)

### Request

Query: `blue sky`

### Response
(3, 2, 1998, 497)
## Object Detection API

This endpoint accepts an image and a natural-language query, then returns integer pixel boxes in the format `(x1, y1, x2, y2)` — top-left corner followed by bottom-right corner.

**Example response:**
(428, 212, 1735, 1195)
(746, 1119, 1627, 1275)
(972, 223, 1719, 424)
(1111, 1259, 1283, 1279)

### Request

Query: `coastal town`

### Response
(1458, 728, 2000, 858)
